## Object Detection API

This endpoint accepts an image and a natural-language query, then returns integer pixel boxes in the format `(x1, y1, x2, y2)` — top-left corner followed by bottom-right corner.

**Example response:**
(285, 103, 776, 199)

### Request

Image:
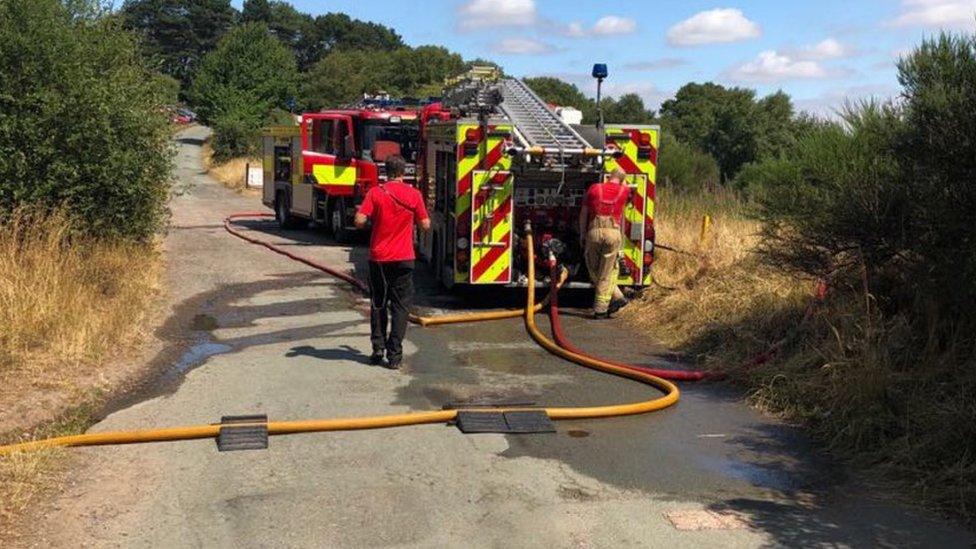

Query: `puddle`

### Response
(697, 455, 798, 492)
(190, 313, 219, 331)
(567, 429, 590, 438)
(172, 340, 232, 373)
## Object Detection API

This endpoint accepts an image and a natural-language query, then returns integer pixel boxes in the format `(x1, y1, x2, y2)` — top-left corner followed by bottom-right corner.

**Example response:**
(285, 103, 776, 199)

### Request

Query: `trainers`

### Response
(593, 311, 610, 320)
(386, 359, 402, 370)
(369, 351, 385, 366)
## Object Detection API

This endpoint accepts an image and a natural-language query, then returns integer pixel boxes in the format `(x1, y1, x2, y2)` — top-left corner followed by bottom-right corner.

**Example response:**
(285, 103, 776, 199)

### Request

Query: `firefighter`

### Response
(354, 155, 431, 369)
(579, 167, 631, 318)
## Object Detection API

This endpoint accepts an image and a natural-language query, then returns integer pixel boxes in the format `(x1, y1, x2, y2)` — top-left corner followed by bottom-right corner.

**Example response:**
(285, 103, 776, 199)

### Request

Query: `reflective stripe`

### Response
(604, 126, 658, 286)
(312, 162, 356, 186)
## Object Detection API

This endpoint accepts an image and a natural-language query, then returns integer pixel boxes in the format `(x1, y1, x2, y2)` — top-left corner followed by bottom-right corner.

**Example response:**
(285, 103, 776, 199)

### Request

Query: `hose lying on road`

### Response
(544, 263, 715, 382)
(0, 222, 678, 455)
(224, 212, 368, 293)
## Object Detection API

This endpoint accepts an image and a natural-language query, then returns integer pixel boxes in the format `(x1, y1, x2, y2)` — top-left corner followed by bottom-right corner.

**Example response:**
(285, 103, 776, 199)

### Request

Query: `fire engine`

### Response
(261, 96, 422, 242)
(415, 72, 659, 289)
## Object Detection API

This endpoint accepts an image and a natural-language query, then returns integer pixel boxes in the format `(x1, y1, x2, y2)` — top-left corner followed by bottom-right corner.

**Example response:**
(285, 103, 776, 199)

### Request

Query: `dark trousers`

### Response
(368, 260, 414, 363)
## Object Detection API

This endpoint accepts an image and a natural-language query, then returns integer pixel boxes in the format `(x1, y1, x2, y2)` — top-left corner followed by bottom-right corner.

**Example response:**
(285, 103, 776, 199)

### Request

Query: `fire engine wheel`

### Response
(275, 192, 299, 230)
(330, 198, 352, 244)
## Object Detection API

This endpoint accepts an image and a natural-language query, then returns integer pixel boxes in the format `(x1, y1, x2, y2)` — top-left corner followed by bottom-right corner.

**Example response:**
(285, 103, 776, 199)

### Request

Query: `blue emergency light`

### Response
(592, 63, 608, 79)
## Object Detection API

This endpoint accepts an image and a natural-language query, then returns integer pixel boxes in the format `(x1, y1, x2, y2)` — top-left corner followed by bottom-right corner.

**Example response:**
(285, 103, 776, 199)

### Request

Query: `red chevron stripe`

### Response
(494, 266, 511, 283)
(614, 150, 642, 175)
(471, 231, 510, 281)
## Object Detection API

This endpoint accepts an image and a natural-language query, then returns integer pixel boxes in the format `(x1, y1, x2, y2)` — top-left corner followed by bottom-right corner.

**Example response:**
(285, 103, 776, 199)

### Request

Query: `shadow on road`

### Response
(286, 344, 373, 366)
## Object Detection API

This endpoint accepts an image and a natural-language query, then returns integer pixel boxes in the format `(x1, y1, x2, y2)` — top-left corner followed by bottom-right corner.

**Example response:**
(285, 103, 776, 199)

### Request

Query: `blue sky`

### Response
(239, 1, 976, 116)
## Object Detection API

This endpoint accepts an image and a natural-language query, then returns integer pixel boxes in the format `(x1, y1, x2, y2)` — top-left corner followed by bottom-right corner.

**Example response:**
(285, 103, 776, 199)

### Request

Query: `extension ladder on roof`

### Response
(495, 78, 591, 152)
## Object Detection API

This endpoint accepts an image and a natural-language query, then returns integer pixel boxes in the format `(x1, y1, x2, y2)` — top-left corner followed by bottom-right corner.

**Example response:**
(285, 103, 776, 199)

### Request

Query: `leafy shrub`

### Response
(657, 133, 720, 190)
(0, 0, 174, 240)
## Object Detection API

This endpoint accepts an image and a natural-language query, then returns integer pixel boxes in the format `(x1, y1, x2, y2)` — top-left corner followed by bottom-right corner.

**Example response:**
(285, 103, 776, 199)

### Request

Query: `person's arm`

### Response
(578, 204, 589, 246)
(354, 190, 374, 229)
(415, 191, 431, 232)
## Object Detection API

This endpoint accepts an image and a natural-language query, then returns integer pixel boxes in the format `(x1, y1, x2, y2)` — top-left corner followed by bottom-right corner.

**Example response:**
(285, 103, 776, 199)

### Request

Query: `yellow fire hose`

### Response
(0, 226, 678, 456)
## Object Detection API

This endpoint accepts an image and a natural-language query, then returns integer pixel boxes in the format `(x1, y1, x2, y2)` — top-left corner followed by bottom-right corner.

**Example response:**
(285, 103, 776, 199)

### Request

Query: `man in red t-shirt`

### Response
(578, 168, 631, 318)
(354, 155, 430, 369)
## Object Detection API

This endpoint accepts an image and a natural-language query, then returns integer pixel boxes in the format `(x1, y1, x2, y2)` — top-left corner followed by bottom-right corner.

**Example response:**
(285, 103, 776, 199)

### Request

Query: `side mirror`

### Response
(341, 133, 355, 159)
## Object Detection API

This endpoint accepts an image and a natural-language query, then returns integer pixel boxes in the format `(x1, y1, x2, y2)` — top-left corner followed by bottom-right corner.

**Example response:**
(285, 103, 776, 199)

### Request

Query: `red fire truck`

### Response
(414, 76, 659, 289)
(261, 99, 422, 242)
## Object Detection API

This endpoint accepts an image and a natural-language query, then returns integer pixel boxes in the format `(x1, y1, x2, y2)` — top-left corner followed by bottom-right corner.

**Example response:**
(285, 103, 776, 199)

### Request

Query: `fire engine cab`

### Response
(261, 97, 421, 241)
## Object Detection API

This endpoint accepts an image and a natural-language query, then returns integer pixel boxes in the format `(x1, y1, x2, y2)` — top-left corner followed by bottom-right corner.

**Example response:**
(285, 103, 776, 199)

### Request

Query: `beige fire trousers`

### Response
(584, 216, 625, 314)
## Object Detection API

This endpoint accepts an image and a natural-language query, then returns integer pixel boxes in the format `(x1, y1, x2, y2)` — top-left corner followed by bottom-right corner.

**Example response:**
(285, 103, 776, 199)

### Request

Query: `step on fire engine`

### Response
(261, 95, 422, 242)
(416, 70, 659, 289)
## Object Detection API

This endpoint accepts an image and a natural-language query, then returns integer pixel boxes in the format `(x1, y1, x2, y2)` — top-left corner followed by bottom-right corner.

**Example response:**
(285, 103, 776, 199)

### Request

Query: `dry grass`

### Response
(201, 142, 259, 192)
(0, 209, 161, 530)
(624, 187, 810, 352)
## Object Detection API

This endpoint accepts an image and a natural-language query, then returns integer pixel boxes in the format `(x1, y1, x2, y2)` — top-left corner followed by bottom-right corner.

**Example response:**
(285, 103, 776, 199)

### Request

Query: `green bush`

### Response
(898, 31, 976, 312)
(657, 133, 720, 190)
(751, 104, 909, 283)
(211, 114, 260, 161)
(0, 0, 174, 241)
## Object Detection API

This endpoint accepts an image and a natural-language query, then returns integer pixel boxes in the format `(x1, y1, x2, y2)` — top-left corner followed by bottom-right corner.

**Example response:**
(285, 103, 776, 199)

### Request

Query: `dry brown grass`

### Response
(0, 209, 161, 530)
(201, 142, 259, 192)
(624, 187, 810, 352)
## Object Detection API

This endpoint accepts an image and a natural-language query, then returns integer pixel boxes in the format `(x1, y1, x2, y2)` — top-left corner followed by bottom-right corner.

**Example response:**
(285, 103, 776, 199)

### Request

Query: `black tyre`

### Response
(275, 191, 299, 230)
(331, 197, 352, 243)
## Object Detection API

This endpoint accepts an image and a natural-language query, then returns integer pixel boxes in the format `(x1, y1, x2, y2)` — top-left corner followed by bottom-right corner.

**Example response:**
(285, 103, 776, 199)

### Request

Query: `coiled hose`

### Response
(0, 222, 678, 455)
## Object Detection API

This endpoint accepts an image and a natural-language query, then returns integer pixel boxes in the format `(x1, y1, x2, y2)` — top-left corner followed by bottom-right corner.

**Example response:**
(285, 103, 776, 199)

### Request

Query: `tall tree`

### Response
(120, 0, 236, 89)
(189, 22, 297, 125)
(603, 93, 655, 124)
(661, 82, 797, 180)
(297, 12, 402, 70)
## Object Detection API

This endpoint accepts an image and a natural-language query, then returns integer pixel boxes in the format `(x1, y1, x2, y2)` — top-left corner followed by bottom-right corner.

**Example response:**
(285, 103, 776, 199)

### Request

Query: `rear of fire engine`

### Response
(261, 99, 421, 242)
(417, 77, 659, 288)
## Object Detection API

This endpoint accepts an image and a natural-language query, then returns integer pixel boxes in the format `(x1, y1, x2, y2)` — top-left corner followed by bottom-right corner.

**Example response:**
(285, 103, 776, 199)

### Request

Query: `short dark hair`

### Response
(385, 155, 406, 179)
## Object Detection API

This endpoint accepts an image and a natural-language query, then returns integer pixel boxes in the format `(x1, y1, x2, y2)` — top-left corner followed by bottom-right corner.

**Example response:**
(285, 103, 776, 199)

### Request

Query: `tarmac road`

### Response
(18, 126, 974, 547)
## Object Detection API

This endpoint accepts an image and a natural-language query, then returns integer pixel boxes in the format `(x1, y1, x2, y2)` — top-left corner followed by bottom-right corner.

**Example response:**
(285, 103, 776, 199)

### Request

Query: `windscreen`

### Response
(360, 120, 420, 164)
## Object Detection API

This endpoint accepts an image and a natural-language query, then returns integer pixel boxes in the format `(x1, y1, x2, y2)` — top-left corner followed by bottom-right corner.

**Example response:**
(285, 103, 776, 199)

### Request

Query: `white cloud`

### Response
(889, 0, 976, 28)
(797, 38, 848, 60)
(458, 0, 536, 29)
(667, 8, 761, 46)
(728, 50, 829, 83)
(561, 15, 637, 37)
(623, 58, 689, 71)
(564, 21, 586, 37)
(592, 15, 638, 35)
(492, 37, 554, 54)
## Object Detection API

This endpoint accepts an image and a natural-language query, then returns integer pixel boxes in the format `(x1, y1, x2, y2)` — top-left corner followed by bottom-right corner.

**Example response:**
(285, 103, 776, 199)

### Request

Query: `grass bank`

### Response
(0, 209, 161, 530)
(202, 142, 259, 192)
(627, 188, 976, 524)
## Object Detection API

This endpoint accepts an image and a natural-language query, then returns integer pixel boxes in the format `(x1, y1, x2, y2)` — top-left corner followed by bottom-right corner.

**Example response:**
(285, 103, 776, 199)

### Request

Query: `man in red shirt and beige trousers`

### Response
(579, 168, 631, 319)
(355, 156, 430, 369)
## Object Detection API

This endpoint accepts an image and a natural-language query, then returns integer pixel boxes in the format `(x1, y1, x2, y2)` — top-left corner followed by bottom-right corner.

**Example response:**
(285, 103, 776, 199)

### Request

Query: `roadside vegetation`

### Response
(0, 0, 173, 530)
(629, 28, 976, 523)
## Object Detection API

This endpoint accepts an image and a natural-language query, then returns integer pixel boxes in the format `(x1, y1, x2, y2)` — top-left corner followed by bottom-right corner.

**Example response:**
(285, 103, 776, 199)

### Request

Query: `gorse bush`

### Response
(0, 0, 174, 241)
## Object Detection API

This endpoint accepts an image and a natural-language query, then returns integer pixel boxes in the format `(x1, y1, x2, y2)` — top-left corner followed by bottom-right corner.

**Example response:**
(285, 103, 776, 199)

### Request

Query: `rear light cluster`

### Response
(636, 132, 653, 161)
(643, 236, 654, 266)
(463, 128, 480, 157)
